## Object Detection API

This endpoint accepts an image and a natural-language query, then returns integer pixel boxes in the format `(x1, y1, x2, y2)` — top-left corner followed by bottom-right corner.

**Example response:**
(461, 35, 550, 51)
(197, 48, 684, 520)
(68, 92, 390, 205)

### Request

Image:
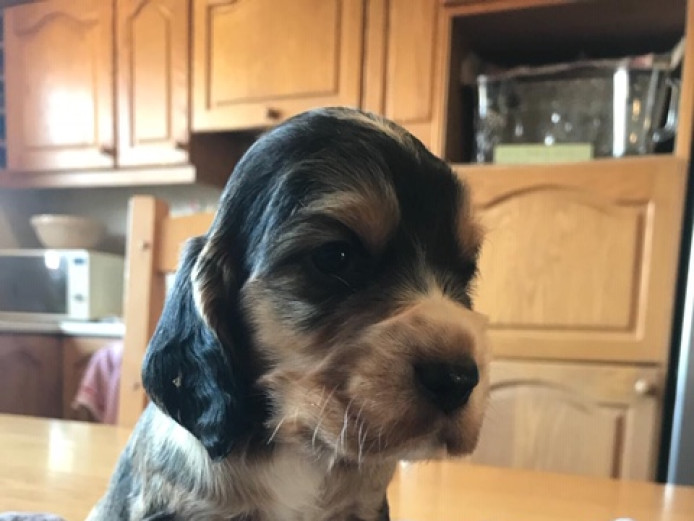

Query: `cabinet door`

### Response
(192, 0, 364, 131)
(461, 157, 687, 363)
(470, 360, 662, 480)
(116, 0, 190, 166)
(363, 0, 445, 154)
(0, 335, 62, 418)
(4, 0, 114, 171)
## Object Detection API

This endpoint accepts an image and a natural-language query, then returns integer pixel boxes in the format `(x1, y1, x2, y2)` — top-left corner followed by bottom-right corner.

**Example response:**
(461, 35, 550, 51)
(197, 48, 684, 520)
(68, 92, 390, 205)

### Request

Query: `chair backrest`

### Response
(117, 195, 214, 427)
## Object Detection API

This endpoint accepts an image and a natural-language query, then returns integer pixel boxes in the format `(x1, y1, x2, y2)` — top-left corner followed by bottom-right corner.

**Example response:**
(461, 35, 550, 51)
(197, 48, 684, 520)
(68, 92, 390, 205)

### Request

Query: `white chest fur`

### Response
(152, 409, 394, 521)
(255, 448, 326, 521)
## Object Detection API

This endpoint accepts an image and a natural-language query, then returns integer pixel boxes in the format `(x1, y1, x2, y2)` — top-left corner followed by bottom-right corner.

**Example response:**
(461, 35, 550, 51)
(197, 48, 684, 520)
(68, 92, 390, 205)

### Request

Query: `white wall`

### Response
(0, 183, 222, 253)
(0, 207, 19, 248)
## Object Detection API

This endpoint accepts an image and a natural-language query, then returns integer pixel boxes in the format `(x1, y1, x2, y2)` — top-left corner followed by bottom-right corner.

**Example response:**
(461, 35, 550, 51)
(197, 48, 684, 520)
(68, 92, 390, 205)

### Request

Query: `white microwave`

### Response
(0, 249, 125, 321)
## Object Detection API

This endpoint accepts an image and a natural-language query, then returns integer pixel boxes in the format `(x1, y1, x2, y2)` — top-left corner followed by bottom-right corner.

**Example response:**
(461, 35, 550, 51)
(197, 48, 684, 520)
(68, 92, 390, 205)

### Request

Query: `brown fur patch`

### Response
(456, 183, 484, 259)
(249, 279, 490, 464)
(303, 189, 400, 253)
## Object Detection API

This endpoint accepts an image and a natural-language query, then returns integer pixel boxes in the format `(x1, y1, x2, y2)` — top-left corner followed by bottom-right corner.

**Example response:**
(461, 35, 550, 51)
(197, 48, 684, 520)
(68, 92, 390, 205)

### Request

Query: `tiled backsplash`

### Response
(0, 184, 222, 253)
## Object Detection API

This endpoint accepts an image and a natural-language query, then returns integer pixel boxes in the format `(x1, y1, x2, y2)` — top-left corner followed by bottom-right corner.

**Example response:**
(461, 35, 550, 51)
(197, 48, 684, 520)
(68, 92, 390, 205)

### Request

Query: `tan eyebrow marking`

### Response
(459, 218, 483, 259)
(303, 189, 400, 253)
(456, 185, 484, 259)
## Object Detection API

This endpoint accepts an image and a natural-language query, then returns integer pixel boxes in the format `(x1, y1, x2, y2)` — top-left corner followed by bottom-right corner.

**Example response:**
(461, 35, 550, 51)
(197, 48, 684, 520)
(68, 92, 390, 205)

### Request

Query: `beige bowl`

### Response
(30, 214, 106, 250)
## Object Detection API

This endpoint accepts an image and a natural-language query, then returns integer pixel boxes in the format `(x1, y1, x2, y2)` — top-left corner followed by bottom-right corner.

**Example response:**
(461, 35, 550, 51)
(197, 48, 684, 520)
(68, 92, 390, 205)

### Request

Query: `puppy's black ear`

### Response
(142, 236, 256, 460)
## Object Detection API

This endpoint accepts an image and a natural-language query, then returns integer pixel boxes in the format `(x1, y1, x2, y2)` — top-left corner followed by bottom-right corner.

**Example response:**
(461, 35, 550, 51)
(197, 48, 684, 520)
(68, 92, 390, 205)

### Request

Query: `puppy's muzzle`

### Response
(414, 358, 479, 414)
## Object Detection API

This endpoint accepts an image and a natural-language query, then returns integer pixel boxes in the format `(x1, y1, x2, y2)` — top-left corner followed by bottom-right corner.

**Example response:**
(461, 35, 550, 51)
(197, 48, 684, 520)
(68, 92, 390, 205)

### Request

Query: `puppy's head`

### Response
(143, 108, 489, 463)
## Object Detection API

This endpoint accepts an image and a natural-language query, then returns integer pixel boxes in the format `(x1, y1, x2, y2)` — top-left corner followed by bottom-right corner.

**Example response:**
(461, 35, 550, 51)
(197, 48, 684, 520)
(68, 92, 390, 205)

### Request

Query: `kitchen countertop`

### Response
(0, 319, 125, 337)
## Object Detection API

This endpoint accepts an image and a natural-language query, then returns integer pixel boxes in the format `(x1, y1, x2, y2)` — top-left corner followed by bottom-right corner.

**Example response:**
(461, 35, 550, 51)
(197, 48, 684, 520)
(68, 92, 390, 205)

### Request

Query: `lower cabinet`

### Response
(0, 334, 62, 418)
(470, 360, 662, 480)
(0, 333, 121, 420)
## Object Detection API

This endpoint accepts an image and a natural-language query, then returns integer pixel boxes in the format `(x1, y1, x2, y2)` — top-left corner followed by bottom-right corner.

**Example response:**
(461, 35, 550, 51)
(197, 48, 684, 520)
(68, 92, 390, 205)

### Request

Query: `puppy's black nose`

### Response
(414, 359, 479, 414)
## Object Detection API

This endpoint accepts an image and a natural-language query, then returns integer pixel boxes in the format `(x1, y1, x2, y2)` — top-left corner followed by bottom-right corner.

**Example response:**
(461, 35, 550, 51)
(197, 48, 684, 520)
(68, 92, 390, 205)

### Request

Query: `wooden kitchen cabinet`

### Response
(443, 0, 694, 482)
(4, 0, 114, 171)
(363, 0, 446, 154)
(0, 333, 122, 421)
(470, 360, 662, 480)
(440, 0, 569, 15)
(0, 334, 62, 418)
(460, 156, 687, 364)
(1, 0, 236, 186)
(116, 0, 190, 167)
(192, 0, 364, 131)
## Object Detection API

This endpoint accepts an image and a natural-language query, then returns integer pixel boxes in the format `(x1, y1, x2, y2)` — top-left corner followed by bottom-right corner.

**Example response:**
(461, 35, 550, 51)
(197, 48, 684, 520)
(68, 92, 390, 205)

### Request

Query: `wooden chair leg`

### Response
(117, 196, 168, 428)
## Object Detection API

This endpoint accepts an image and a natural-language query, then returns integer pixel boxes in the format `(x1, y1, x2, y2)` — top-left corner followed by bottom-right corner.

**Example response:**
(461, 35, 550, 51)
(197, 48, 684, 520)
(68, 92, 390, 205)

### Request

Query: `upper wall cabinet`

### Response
(4, 0, 114, 171)
(116, 0, 190, 166)
(192, 0, 364, 131)
(362, 0, 445, 154)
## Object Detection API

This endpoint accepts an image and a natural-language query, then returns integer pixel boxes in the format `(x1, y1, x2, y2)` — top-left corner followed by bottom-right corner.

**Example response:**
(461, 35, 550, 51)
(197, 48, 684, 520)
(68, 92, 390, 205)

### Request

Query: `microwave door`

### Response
(0, 254, 69, 320)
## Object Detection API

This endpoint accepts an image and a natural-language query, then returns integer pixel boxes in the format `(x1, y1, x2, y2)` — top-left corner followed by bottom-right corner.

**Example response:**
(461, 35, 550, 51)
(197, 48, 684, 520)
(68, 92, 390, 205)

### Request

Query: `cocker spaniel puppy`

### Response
(88, 107, 489, 521)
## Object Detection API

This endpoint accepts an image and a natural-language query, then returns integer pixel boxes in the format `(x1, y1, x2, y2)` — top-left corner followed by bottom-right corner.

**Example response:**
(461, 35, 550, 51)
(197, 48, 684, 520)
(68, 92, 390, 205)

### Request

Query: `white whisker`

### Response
(357, 421, 368, 469)
(267, 415, 287, 445)
(332, 396, 355, 465)
(311, 387, 336, 449)
(339, 398, 353, 452)
(355, 400, 366, 425)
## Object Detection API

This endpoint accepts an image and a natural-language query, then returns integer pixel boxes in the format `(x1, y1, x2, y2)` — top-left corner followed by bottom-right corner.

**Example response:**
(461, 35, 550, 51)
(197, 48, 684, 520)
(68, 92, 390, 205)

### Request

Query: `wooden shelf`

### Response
(442, 0, 690, 162)
(443, 0, 581, 17)
(0, 164, 218, 189)
(445, 0, 685, 49)
(452, 154, 683, 178)
(451, 0, 685, 63)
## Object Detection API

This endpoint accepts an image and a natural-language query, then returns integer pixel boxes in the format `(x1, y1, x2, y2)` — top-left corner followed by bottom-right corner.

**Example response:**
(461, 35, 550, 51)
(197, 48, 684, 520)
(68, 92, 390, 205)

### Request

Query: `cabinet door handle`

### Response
(266, 107, 282, 120)
(634, 378, 657, 396)
(175, 140, 189, 151)
(100, 145, 116, 157)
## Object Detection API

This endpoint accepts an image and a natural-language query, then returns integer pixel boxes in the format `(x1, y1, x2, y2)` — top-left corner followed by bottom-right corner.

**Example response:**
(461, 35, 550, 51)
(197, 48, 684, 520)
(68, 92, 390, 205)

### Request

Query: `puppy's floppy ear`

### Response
(142, 236, 257, 460)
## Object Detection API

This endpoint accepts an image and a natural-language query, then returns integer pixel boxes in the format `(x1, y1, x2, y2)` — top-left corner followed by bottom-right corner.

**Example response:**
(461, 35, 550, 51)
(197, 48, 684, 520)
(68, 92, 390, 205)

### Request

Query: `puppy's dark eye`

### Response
(311, 241, 352, 275)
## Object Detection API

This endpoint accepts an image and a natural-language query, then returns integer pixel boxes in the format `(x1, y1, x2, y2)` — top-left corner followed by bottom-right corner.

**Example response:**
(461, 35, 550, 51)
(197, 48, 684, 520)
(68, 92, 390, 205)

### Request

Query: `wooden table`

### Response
(2, 414, 693, 521)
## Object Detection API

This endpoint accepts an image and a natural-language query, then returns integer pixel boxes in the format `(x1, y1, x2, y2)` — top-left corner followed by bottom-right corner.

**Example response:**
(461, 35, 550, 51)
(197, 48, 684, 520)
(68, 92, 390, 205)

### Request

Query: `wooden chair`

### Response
(117, 195, 215, 427)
